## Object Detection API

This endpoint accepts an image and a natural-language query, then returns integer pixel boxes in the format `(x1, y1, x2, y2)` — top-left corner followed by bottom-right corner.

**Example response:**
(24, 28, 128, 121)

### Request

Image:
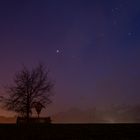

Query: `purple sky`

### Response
(0, 0, 140, 116)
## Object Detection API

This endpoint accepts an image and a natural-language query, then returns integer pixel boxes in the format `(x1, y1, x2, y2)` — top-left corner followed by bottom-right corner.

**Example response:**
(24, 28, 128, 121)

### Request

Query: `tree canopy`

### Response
(0, 64, 54, 119)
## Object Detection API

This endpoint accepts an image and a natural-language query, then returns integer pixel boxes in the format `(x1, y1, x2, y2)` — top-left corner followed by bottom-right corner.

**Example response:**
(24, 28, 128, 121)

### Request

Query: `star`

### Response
(128, 32, 132, 36)
(56, 49, 60, 53)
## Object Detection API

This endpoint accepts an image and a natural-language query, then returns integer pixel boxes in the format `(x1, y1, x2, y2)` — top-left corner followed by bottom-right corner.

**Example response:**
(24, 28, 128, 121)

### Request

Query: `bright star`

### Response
(56, 49, 60, 53)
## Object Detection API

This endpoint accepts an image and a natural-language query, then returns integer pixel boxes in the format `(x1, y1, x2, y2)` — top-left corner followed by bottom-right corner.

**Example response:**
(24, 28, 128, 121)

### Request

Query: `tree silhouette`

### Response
(0, 64, 54, 121)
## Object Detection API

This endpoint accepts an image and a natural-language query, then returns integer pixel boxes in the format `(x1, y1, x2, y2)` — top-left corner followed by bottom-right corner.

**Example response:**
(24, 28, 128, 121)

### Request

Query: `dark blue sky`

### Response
(0, 0, 140, 115)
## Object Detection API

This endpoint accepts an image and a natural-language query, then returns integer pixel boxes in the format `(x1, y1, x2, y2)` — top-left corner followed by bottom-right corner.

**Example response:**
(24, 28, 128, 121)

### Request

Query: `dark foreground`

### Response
(0, 123, 140, 140)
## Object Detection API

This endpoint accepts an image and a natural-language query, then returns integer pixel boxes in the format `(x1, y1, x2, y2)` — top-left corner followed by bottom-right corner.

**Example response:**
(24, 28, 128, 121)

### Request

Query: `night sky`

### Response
(0, 0, 140, 116)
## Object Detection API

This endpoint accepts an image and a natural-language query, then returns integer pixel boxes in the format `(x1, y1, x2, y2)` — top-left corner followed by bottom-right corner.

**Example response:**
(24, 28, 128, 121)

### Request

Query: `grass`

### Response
(0, 123, 139, 139)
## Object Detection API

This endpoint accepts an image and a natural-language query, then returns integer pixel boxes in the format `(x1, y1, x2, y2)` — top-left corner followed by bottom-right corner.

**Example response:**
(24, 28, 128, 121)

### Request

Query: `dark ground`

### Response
(0, 123, 140, 140)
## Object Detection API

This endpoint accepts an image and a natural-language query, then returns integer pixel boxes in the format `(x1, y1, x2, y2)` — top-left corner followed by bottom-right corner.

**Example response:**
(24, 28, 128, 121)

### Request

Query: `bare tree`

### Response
(0, 64, 54, 121)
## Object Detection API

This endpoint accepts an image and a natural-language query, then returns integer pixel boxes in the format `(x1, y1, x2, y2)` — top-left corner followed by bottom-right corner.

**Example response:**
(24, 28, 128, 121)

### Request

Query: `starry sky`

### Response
(0, 0, 140, 116)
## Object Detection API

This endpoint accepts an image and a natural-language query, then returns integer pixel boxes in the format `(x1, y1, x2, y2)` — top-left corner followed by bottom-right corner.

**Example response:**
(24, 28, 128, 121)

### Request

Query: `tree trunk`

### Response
(26, 93, 30, 123)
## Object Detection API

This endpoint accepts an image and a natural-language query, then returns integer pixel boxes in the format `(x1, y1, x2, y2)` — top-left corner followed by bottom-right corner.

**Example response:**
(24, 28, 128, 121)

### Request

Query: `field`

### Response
(0, 123, 139, 140)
